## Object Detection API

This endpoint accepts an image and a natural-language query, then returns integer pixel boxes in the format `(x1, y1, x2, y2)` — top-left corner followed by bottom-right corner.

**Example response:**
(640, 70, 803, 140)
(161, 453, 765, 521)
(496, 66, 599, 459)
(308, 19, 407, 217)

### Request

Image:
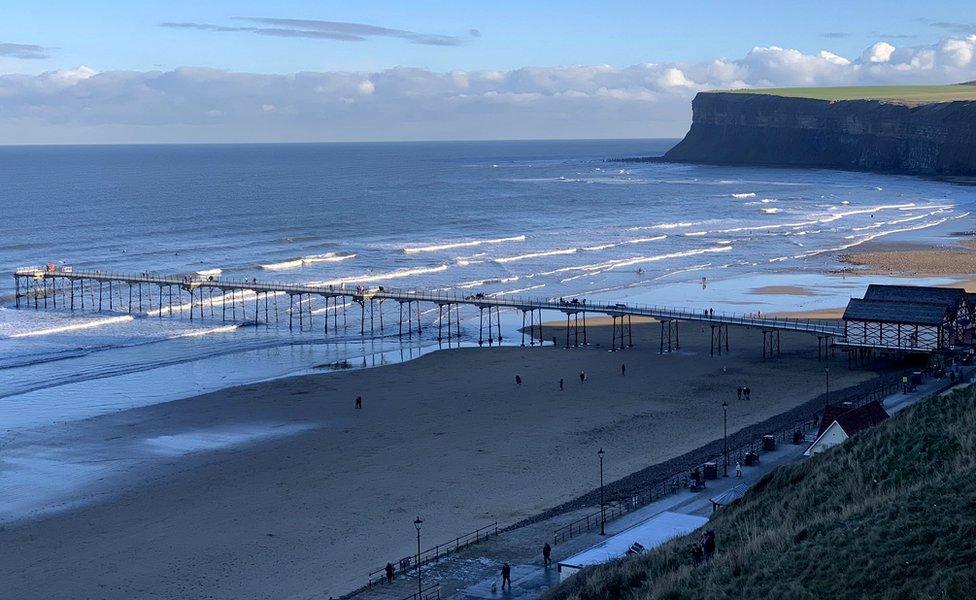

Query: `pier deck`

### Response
(12, 267, 843, 354)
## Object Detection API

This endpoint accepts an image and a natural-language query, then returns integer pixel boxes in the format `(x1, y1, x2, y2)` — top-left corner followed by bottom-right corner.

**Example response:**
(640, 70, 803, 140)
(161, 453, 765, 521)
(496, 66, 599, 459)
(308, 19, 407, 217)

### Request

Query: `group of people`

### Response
(557, 297, 586, 306)
(690, 530, 717, 566)
(736, 386, 752, 401)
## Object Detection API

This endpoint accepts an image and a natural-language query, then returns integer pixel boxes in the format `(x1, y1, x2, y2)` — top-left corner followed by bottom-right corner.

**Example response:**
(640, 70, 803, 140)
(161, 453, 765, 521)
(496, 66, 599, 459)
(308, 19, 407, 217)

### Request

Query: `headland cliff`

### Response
(664, 91, 976, 176)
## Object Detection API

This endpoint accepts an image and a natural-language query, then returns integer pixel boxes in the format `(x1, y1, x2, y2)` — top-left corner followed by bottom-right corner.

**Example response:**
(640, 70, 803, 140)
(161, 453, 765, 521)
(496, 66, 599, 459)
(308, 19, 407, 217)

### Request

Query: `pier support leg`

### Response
(359, 300, 365, 335)
(520, 311, 525, 347)
(612, 316, 618, 352)
(565, 313, 571, 349)
(487, 305, 494, 345)
(495, 306, 502, 343)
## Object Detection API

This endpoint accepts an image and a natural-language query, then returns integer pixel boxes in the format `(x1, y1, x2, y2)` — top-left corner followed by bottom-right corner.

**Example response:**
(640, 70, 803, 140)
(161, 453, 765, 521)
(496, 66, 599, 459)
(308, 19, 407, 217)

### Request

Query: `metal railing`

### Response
(367, 522, 498, 588)
(552, 377, 902, 545)
(14, 267, 844, 337)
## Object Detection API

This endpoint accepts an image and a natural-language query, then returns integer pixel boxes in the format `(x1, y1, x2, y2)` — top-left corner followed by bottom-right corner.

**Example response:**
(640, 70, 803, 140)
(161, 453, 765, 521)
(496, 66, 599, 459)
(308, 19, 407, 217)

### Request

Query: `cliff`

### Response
(664, 91, 976, 176)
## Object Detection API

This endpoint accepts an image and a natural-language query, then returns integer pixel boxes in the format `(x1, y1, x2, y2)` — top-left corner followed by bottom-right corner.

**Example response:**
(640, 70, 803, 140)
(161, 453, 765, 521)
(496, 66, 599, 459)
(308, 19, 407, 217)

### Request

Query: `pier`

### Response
(12, 267, 843, 356)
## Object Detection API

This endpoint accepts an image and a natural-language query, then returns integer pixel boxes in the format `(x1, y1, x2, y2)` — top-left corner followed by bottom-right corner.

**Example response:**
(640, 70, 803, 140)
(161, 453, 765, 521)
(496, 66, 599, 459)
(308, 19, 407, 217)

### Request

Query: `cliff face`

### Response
(664, 92, 976, 175)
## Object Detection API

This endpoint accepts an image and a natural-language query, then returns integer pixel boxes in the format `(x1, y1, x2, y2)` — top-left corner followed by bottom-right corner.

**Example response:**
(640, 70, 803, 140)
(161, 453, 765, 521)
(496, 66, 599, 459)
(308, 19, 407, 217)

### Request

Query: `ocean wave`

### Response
(731, 192, 756, 199)
(760, 208, 781, 214)
(495, 248, 578, 263)
(402, 235, 525, 254)
(310, 264, 450, 286)
(196, 268, 222, 277)
(9, 315, 135, 338)
(260, 253, 356, 271)
(628, 221, 703, 231)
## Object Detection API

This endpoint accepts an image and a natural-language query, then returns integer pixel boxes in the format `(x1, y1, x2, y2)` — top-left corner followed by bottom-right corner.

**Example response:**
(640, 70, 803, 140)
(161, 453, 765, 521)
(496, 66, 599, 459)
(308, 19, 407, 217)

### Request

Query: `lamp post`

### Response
(825, 366, 830, 408)
(598, 448, 606, 535)
(414, 516, 423, 598)
(722, 399, 729, 477)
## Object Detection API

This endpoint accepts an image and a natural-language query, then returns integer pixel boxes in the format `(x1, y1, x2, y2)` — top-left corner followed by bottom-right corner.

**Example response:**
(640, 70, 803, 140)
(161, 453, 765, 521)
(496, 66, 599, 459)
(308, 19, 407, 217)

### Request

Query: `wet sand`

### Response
(840, 238, 976, 276)
(0, 322, 876, 600)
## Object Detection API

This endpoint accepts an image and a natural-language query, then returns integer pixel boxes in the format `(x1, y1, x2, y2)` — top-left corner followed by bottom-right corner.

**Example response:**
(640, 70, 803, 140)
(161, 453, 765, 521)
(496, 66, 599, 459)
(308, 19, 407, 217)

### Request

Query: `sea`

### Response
(1, 139, 973, 432)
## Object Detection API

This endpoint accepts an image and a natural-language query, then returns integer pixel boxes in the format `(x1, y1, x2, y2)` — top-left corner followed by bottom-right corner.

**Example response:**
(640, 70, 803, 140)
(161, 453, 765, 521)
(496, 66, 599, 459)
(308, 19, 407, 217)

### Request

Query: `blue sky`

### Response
(3, 1, 971, 74)
(1, 1, 976, 143)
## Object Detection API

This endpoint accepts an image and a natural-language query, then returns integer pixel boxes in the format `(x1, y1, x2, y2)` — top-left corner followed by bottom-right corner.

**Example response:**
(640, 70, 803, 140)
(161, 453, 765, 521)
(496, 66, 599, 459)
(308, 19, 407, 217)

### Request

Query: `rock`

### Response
(664, 92, 976, 176)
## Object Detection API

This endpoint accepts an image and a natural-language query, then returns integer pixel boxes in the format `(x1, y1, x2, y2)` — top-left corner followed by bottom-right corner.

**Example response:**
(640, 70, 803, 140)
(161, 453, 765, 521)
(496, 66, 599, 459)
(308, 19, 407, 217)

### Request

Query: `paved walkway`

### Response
(347, 370, 966, 600)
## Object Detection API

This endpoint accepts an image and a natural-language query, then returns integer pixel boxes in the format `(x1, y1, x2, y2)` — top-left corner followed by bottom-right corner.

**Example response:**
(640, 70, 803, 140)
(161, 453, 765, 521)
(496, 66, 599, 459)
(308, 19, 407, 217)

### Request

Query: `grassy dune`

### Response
(721, 84, 976, 104)
(545, 387, 976, 600)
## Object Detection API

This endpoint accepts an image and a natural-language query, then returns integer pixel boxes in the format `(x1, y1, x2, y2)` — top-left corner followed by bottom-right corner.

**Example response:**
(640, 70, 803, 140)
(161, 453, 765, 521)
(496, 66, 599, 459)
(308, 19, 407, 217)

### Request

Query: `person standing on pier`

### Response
(384, 562, 394, 583)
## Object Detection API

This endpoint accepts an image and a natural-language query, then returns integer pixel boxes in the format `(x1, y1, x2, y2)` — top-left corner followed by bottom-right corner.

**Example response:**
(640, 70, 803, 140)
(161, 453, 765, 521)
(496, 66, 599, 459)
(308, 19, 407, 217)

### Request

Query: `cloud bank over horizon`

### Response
(2, 33, 976, 144)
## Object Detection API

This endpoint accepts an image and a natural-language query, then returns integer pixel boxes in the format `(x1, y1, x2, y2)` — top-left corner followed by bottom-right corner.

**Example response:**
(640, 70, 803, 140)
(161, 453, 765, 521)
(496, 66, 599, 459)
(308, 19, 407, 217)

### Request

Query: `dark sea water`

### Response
(1, 139, 973, 429)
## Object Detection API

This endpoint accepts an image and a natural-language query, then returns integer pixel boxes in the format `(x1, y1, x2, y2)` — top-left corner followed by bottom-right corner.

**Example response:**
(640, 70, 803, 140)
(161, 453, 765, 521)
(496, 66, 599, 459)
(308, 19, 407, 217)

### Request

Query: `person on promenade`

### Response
(355, 396, 362, 409)
(384, 562, 394, 583)
(543, 543, 552, 567)
(579, 371, 586, 384)
(736, 461, 742, 478)
(621, 364, 626, 377)
(559, 378, 564, 391)
(501, 562, 512, 591)
(515, 375, 522, 386)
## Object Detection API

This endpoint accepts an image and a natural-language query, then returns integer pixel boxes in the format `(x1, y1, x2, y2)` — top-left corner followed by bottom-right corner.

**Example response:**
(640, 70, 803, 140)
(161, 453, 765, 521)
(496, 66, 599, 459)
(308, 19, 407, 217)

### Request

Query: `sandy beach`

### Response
(839, 238, 976, 279)
(0, 321, 876, 599)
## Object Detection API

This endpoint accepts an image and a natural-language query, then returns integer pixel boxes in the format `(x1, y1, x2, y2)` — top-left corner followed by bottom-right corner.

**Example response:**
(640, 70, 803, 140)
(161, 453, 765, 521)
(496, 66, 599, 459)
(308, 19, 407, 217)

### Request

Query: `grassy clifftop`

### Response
(719, 84, 976, 104)
(545, 387, 976, 600)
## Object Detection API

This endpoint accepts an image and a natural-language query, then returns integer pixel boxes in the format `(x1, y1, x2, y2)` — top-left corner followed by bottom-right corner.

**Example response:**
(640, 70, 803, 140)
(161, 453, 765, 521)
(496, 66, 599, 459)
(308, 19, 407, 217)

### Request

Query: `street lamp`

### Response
(414, 516, 423, 598)
(598, 448, 606, 535)
(722, 399, 729, 477)
(825, 366, 830, 408)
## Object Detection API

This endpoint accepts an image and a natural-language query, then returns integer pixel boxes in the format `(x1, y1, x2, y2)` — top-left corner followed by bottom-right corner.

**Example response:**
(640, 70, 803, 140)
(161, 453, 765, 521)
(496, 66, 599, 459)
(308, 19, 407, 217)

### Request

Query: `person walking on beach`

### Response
(515, 375, 522, 386)
(385, 562, 395, 583)
(559, 378, 564, 391)
(543, 542, 552, 567)
(735, 461, 742, 478)
(579, 371, 586, 384)
(355, 396, 362, 409)
(744, 387, 751, 401)
(621, 364, 626, 377)
(501, 562, 512, 591)
(736, 387, 742, 401)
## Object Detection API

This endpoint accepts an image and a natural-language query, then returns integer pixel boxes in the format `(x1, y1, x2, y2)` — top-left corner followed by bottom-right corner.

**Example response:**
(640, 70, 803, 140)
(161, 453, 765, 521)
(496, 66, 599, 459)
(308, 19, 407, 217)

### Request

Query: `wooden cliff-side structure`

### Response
(839, 284, 975, 357)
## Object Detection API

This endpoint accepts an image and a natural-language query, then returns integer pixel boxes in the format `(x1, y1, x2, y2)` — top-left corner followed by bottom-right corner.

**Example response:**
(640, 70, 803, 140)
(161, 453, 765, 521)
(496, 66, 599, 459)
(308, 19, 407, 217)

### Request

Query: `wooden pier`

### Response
(12, 266, 843, 354)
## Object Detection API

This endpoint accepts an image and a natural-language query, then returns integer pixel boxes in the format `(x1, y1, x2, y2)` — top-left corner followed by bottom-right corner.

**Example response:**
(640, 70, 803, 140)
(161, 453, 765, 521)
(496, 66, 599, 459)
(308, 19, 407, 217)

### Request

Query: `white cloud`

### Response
(2, 34, 976, 143)
(862, 42, 896, 63)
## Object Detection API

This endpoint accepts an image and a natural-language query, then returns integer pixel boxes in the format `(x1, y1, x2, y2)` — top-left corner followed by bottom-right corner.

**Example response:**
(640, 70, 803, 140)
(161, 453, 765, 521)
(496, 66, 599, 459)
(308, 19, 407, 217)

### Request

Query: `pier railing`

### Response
(13, 267, 844, 337)
(552, 376, 903, 545)
(366, 521, 498, 588)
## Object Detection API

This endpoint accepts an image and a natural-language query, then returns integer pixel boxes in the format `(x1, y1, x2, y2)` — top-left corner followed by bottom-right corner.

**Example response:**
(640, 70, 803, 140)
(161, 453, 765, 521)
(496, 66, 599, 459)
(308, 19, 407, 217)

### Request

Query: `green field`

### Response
(545, 385, 976, 600)
(721, 84, 976, 103)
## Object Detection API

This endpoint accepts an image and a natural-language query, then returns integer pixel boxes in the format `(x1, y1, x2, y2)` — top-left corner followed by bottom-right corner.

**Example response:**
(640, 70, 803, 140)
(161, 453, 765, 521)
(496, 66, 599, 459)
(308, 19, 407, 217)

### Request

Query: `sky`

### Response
(2, 1, 976, 144)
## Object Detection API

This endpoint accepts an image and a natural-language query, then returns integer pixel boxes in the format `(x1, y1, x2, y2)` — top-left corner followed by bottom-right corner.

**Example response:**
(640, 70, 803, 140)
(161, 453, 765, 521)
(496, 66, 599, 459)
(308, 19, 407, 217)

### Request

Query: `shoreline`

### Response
(0, 320, 880, 599)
